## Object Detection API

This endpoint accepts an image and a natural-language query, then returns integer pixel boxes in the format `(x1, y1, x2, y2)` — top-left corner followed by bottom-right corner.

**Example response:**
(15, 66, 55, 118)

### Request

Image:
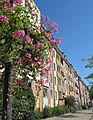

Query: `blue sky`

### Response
(34, 0, 93, 86)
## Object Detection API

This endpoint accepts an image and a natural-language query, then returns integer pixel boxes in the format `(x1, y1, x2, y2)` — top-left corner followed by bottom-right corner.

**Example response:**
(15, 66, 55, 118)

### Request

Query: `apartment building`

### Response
(32, 45, 90, 111)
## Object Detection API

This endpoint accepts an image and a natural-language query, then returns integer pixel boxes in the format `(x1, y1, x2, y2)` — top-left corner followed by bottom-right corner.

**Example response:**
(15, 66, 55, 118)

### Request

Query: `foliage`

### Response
(12, 84, 35, 120)
(33, 110, 43, 120)
(42, 105, 67, 118)
(0, 0, 61, 82)
(89, 85, 93, 100)
(42, 106, 53, 118)
(65, 95, 76, 108)
(0, 89, 3, 116)
(82, 105, 88, 110)
(82, 56, 93, 84)
(83, 55, 93, 101)
(53, 105, 65, 116)
(33, 106, 67, 119)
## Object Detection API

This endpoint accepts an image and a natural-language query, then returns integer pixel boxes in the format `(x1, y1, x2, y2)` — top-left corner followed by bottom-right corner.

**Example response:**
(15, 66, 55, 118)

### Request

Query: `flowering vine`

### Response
(0, 0, 62, 85)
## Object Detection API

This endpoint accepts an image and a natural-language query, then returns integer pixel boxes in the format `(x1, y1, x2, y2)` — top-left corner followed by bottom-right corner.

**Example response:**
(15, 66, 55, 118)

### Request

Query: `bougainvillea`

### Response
(0, 0, 62, 84)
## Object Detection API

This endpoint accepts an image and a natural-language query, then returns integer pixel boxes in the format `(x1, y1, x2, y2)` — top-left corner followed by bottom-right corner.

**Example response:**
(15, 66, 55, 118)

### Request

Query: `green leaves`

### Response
(0, 0, 60, 83)
(12, 86, 35, 120)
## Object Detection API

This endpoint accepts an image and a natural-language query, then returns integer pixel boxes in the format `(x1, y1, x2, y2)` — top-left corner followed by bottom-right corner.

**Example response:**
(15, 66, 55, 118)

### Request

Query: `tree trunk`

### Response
(2, 62, 13, 120)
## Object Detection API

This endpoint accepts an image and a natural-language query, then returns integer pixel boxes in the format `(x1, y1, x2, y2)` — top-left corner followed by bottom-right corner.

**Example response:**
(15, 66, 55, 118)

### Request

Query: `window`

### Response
(54, 63, 56, 70)
(50, 90, 53, 97)
(55, 77, 56, 85)
(56, 53, 59, 60)
(53, 50, 55, 57)
(57, 64, 60, 73)
(58, 91, 61, 98)
(58, 77, 61, 85)
(61, 58, 63, 65)
(61, 71, 65, 77)
(43, 88, 47, 98)
(50, 74, 52, 83)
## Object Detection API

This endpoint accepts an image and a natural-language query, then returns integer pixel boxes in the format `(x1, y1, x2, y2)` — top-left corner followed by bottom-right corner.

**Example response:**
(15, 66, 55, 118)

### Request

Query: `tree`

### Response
(83, 56, 93, 84)
(88, 85, 93, 100)
(65, 96, 76, 108)
(0, 0, 61, 119)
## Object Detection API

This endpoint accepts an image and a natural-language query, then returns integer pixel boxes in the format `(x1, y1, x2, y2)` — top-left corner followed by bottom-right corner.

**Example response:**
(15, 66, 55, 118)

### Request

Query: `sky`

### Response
(34, 0, 93, 86)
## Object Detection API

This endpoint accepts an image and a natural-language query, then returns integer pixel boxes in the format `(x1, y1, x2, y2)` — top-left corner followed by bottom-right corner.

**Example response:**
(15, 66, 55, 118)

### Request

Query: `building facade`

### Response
(32, 45, 90, 111)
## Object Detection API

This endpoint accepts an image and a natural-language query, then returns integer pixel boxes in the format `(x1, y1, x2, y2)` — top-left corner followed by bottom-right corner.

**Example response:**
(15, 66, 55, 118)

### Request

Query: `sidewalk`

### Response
(42, 109, 93, 120)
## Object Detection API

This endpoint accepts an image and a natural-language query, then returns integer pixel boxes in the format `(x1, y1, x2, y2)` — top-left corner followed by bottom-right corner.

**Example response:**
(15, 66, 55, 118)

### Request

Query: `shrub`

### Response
(69, 106, 76, 113)
(0, 89, 3, 116)
(53, 105, 65, 116)
(33, 110, 43, 120)
(42, 106, 53, 118)
(82, 105, 88, 110)
(65, 96, 76, 108)
(62, 106, 69, 113)
(12, 86, 35, 120)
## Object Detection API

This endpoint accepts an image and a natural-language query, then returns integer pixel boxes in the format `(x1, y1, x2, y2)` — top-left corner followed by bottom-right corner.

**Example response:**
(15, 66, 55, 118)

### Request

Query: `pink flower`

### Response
(6, 7, 12, 12)
(28, 2, 32, 7)
(12, 30, 25, 38)
(42, 68, 47, 76)
(45, 66, 51, 71)
(46, 16, 49, 20)
(50, 47, 53, 54)
(17, 79, 23, 85)
(14, 0, 22, 4)
(37, 42, 41, 48)
(45, 79, 49, 83)
(25, 53, 31, 58)
(46, 59, 50, 64)
(51, 38, 62, 45)
(36, 26, 40, 31)
(55, 37, 62, 44)
(51, 40, 56, 45)
(5, 1, 10, 6)
(34, 42, 41, 49)
(23, 36, 31, 43)
(38, 80, 43, 85)
(49, 59, 52, 64)
(29, 28, 33, 33)
(37, 57, 42, 62)
(31, 10, 36, 17)
(53, 21, 58, 28)
(48, 22, 53, 27)
(18, 58, 24, 64)
(0, 1, 2, 6)
(46, 33, 53, 39)
(54, 28, 58, 33)
(41, 15, 49, 21)
(0, 15, 9, 22)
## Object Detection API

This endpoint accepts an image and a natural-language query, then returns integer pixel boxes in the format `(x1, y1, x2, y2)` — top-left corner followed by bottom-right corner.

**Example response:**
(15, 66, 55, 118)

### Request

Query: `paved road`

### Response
(42, 109, 93, 120)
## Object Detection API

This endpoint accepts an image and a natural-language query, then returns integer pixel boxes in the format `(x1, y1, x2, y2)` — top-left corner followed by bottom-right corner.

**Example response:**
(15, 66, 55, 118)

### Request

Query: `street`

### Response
(42, 109, 93, 120)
